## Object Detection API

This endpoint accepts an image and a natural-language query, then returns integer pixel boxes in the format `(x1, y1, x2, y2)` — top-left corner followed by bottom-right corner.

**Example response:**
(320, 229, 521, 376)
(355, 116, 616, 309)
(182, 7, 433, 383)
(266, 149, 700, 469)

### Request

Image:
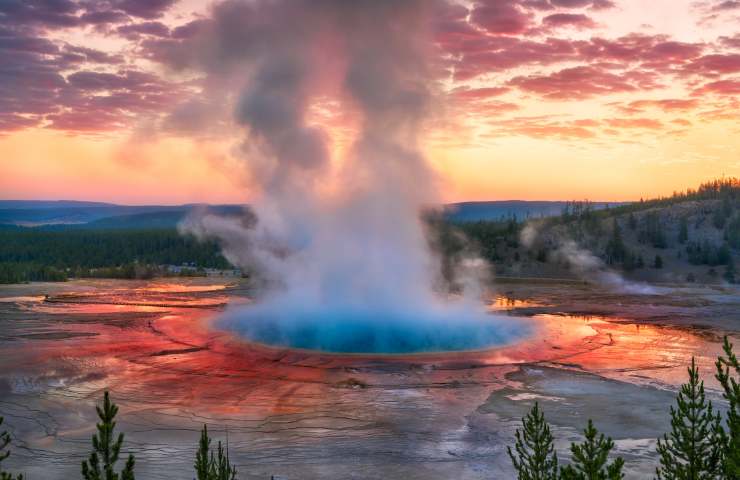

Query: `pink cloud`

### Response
(449, 86, 511, 99)
(509, 66, 658, 99)
(627, 98, 700, 111)
(606, 117, 663, 129)
(693, 79, 740, 95)
(685, 54, 740, 75)
(469, 1, 533, 35)
(541, 13, 598, 30)
(489, 115, 599, 139)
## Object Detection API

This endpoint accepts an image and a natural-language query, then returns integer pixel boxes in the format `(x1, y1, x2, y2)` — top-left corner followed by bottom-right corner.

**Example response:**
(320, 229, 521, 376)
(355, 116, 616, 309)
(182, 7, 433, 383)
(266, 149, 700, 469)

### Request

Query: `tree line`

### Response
(1, 338, 737, 479)
(0, 229, 232, 284)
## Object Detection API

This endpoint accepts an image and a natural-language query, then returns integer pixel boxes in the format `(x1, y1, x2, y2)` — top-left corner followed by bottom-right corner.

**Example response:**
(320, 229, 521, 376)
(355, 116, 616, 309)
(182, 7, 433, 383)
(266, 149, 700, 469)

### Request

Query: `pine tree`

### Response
(507, 402, 558, 480)
(628, 213, 637, 231)
(81, 391, 136, 480)
(606, 219, 626, 265)
(0, 416, 23, 480)
(716, 337, 740, 478)
(654, 255, 664, 269)
(679, 217, 689, 244)
(194, 425, 237, 480)
(560, 420, 624, 480)
(195, 425, 211, 480)
(655, 358, 724, 480)
(724, 260, 736, 284)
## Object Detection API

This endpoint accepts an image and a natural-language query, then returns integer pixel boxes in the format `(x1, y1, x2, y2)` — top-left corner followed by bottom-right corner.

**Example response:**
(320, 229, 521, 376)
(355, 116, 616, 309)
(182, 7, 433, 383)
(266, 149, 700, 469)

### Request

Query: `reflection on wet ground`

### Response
(0, 279, 737, 479)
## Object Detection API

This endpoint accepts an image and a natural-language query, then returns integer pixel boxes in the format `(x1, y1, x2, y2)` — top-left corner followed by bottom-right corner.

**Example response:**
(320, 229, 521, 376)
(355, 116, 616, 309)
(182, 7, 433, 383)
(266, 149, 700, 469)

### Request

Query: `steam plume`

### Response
(180, 0, 526, 353)
(520, 222, 659, 295)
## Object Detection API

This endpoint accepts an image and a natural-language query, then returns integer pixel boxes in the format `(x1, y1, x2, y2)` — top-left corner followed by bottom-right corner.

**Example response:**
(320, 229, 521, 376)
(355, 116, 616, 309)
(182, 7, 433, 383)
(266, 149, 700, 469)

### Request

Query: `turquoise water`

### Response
(222, 303, 528, 354)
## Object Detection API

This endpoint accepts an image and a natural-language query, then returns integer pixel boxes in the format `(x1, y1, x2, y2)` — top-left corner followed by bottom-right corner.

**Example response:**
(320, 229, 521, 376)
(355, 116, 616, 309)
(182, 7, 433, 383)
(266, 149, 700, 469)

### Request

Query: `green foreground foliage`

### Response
(655, 358, 724, 479)
(507, 402, 558, 480)
(717, 337, 740, 478)
(0, 416, 23, 480)
(560, 420, 624, 480)
(510, 337, 739, 480)
(81, 391, 135, 480)
(195, 425, 237, 480)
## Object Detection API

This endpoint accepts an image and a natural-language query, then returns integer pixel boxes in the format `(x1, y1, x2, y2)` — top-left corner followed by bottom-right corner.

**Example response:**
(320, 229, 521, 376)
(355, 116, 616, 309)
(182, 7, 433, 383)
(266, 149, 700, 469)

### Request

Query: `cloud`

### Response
(684, 54, 740, 75)
(488, 115, 599, 139)
(719, 34, 740, 49)
(449, 86, 511, 99)
(550, 0, 615, 8)
(508, 65, 658, 99)
(116, 21, 170, 39)
(0, 0, 735, 141)
(541, 13, 598, 30)
(0, 0, 185, 133)
(116, 0, 177, 19)
(710, 0, 740, 10)
(605, 117, 663, 129)
(469, 1, 534, 35)
(623, 98, 700, 112)
(693, 79, 740, 95)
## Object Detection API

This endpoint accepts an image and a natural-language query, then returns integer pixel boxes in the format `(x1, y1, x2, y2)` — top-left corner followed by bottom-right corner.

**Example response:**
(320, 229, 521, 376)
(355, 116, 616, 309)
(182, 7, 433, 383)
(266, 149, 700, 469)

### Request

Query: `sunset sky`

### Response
(0, 0, 739, 205)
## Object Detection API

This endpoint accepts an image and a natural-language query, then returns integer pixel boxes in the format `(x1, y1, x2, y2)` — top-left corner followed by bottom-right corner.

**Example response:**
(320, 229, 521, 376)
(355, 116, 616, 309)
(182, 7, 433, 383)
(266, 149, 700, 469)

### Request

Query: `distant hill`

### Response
(0, 202, 242, 228)
(0, 199, 627, 227)
(0, 200, 118, 210)
(83, 206, 245, 229)
(452, 178, 740, 285)
(445, 201, 625, 223)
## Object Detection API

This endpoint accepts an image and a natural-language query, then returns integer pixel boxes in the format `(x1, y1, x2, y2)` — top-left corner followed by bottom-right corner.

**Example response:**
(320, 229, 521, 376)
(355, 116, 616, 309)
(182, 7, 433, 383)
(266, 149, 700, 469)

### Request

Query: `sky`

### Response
(0, 0, 738, 205)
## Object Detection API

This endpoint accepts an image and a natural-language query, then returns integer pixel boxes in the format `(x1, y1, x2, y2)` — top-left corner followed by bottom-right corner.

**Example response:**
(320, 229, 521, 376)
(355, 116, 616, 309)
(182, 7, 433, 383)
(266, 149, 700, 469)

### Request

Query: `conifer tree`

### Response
(655, 358, 724, 480)
(679, 217, 689, 244)
(606, 219, 626, 265)
(195, 425, 211, 480)
(560, 420, 624, 480)
(716, 336, 740, 478)
(628, 213, 637, 231)
(724, 261, 736, 284)
(0, 416, 23, 480)
(194, 425, 237, 480)
(654, 255, 664, 269)
(81, 391, 135, 480)
(508, 402, 558, 480)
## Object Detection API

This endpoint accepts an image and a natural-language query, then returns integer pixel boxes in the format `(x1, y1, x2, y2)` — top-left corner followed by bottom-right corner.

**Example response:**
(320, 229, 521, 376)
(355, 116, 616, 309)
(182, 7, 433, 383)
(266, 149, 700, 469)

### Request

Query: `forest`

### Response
(0, 228, 230, 284)
(447, 178, 740, 283)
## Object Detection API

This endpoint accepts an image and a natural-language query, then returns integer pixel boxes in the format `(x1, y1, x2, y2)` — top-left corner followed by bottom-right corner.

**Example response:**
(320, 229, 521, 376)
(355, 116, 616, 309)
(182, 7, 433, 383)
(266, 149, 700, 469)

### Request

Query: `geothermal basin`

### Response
(0, 278, 738, 479)
(220, 299, 529, 354)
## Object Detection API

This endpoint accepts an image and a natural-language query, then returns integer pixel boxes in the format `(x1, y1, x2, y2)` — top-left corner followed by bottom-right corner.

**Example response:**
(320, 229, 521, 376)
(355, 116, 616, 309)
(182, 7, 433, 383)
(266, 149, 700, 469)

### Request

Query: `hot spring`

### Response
(180, 0, 531, 356)
(219, 300, 529, 354)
